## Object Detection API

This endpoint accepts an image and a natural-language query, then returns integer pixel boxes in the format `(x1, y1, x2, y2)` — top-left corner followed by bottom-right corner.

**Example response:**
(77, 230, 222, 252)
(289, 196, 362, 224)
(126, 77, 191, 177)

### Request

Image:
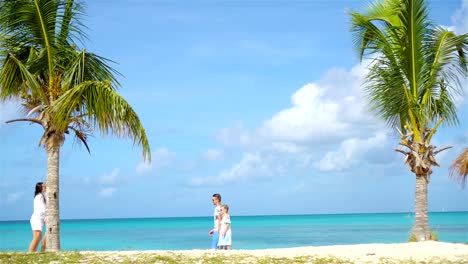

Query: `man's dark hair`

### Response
(212, 193, 221, 202)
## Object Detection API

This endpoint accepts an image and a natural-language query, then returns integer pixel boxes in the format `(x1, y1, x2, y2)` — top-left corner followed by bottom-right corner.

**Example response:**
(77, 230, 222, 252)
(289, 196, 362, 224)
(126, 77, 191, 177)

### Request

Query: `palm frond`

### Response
(450, 148, 468, 187)
(0, 54, 23, 101)
(49, 80, 151, 161)
(67, 125, 91, 154)
(364, 58, 410, 129)
(399, 0, 429, 102)
(350, 4, 417, 133)
(0, 1, 87, 88)
(350, 12, 395, 62)
(62, 1, 87, 43)
(0, 53, 48, 103)
(61, 49, 121, 91)
(420, 28, 468, 127)
(366, 0, 401, 23)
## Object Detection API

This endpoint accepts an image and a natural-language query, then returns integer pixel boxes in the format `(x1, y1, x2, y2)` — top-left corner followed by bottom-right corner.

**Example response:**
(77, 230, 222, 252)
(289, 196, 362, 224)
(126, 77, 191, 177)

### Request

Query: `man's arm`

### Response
(216, 214, 222, 233)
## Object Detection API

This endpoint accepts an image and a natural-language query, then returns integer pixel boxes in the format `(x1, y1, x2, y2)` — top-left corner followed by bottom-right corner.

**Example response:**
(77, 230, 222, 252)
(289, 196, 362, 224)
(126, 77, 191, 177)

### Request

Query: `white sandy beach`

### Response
(83, 241, 468, 263)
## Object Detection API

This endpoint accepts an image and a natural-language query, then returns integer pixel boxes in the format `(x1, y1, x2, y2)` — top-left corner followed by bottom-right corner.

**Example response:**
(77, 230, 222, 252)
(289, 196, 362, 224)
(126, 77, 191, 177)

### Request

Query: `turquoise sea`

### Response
(1, 212, 467, 251)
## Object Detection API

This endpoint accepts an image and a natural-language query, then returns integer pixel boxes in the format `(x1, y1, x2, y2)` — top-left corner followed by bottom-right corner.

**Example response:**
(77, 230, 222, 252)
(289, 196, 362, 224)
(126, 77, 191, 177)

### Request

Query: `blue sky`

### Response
(1, 0, 467, 221)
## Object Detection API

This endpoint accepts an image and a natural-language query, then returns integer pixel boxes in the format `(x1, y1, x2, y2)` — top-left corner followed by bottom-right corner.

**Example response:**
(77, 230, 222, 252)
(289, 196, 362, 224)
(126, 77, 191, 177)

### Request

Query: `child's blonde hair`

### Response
(221, 204, 229, 212)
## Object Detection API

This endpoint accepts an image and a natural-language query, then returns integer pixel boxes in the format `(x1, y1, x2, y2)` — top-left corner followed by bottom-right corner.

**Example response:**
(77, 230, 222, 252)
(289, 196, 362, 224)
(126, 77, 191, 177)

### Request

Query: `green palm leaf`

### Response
(0, 52, 47, 102)
(49, 80, 151, 161)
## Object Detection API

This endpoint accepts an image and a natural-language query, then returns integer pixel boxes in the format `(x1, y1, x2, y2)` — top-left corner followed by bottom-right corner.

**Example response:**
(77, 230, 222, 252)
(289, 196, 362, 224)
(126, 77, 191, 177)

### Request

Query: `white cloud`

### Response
(216, 125, 252, 148)
(196, 131, 389, 186)
(216, 63, 378, 153)
(98, 168, 119, 184)
(452, 0, 468, 34)
(190, 152, 286, 186)
(136, 161, 152, 174)
(196, 62, 392, 186)
(317, 131, 387, 172)
(98, 187, 116, 198)
(136, 147, 176, 174)
(202, 149, 224, 161)
(6, 192, 24, 203)
(441, 25, 457, 32)
(259, 83, 347, 142)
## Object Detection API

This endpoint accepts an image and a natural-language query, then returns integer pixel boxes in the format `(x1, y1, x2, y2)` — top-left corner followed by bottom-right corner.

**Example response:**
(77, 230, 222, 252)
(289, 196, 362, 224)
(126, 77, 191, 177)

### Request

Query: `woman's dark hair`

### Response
(34, 182, 45, 202)
(34, 182, 46, 203)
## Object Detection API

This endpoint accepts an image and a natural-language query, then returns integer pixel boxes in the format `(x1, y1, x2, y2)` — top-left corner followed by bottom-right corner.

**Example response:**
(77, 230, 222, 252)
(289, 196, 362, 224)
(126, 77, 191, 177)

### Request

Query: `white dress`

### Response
(30, 194, 45, 231)
(217, 215, 232, 246)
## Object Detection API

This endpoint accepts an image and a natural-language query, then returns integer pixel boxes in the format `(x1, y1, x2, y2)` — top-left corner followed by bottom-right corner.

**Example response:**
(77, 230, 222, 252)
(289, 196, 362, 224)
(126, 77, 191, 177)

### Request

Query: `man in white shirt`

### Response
(208, 193, 222, 249)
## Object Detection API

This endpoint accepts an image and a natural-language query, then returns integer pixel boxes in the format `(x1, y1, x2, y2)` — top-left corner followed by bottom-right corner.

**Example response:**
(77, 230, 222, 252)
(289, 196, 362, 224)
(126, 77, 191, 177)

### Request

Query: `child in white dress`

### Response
(217, 204, 232, 250)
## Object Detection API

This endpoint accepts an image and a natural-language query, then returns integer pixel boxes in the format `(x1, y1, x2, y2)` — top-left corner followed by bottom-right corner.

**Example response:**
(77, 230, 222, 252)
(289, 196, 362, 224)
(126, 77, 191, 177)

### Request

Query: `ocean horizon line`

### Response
(1, 210, 466, 223)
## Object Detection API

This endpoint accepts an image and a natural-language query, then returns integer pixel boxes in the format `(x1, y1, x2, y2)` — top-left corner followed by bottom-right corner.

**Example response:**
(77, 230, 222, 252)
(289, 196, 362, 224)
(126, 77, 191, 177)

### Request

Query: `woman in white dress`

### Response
(29, 182, 46, 252)
(217, 204, 232, 250)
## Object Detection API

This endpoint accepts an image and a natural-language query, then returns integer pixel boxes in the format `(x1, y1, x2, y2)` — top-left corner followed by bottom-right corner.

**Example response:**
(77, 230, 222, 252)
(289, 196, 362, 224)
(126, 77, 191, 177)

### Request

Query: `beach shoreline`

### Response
(2, 241, 467, 263)
(78, 241, 468, 262)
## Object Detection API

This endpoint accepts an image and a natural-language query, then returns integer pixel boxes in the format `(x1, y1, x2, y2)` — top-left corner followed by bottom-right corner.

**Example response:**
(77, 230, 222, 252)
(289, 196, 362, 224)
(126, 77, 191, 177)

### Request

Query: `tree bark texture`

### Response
(412, 173, 430, 241)
(45, 133, 64, 252)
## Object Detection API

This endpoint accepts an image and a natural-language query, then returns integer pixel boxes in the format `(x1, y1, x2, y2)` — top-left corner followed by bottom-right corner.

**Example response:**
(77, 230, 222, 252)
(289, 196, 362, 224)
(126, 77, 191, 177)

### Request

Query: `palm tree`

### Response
(450, 148, 468, 186)
(0, 0, 151, 251)
(350, 0, 467, 241)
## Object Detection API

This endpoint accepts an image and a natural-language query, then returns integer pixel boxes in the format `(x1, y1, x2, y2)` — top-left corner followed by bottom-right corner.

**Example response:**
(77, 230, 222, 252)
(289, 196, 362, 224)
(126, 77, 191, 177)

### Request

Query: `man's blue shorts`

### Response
(211, 230, 219, 249)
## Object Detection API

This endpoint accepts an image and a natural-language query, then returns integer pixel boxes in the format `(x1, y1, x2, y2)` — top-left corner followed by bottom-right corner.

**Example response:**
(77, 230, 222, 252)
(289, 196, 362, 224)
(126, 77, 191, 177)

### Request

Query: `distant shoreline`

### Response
(2, 210, 467, 222)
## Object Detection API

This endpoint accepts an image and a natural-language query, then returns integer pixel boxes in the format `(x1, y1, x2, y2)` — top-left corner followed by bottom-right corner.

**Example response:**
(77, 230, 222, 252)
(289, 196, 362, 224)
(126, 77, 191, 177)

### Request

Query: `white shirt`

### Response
(31, 194, 46, 221)
(213, 205, 221, 230)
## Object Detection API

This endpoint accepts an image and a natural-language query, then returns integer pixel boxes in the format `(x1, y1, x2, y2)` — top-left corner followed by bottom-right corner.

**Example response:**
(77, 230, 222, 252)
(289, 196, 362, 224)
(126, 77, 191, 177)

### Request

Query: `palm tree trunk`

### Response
(45, 133, 64, 252)
(412, 173, 430, 241)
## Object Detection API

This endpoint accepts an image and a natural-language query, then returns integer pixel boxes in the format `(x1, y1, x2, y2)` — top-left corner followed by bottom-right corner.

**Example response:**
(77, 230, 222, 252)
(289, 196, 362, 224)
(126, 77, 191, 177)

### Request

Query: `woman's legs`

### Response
(29, 230, 42, 252)
(40, 233, 46, 251)
(226, 245, 231, 250)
